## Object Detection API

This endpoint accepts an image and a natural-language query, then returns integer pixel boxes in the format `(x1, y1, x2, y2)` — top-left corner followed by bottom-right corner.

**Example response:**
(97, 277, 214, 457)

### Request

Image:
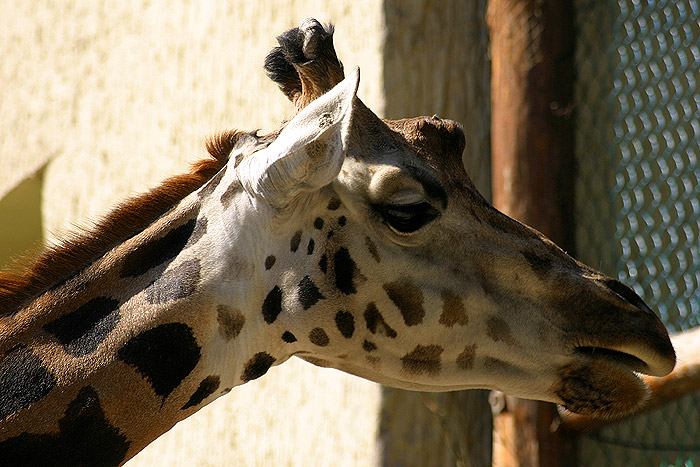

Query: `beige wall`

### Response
(1, 1, 385, 465)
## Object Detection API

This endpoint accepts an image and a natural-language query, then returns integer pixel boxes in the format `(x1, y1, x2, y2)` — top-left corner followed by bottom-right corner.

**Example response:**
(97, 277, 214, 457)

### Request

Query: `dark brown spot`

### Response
(365, 236, 381, 263)
(309, 328, 330, 347)
(384, 280, 425, 326)
(144, 258, 201, 304)
(338, 216, 347, 226)
(401, 345, 443, 375)
(118, 323, 201, 401)
(486, 317, 515, 344)
(0, 345, 56, 419)
(262, 286, 282, 323)
(0, 386, 130, 465)
(307, 238, 315, 255)
(327, 198, 341, 210)
(298, 276, 324, 310)
(457, 344, 477, 369)
(363, 303, 397, 338)
(314, 217, 325, 229)
(362, 340, 377, 352)
(335, 310, 355, 338)
(120, 219, 196, 278)
(439, 290, 468, 327)
(334, 247, 359, 294)
(282, 331, 297, 343)
(290, 231, 302, 252)
(265, 255, 276, 270)
(319, 254, 328, 274)
(241, 352, 276, 382)
(181, 375, 221, 410)
(44, 297, 120, 357)
(327, 230, 334, 239)
(217, 305, 245, 340)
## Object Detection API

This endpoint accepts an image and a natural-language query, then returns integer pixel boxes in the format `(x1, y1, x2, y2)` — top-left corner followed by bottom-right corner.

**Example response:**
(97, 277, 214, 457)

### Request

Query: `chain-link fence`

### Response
(575, 0, 700, 464)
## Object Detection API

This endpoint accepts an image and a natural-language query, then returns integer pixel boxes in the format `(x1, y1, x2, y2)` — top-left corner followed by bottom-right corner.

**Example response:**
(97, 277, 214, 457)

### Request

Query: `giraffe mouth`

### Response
(574, 346, 649, 374)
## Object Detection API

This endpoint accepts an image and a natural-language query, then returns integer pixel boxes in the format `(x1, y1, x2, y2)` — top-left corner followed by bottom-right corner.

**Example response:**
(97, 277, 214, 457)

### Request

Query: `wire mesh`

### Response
(575, 0, 700, 465)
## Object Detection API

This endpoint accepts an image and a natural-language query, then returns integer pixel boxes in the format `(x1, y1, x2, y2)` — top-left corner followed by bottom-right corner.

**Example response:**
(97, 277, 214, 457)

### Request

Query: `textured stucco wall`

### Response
(1, 1, 385, 465)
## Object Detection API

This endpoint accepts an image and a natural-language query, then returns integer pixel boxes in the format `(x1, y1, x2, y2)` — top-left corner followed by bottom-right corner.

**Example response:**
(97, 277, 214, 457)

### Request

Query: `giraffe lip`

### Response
(574, 346, 649, 374)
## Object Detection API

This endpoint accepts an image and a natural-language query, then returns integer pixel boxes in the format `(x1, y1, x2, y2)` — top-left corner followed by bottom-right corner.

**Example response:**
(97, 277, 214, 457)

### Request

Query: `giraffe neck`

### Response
(0, 162, 282, 464)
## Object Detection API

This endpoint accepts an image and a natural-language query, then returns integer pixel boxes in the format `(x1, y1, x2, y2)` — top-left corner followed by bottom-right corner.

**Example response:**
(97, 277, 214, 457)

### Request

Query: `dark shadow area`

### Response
(0, 170, 44, 270)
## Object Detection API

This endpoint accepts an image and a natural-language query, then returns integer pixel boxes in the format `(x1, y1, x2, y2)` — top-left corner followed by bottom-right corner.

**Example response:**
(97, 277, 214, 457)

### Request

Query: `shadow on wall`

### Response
(0, 170, 44, 270)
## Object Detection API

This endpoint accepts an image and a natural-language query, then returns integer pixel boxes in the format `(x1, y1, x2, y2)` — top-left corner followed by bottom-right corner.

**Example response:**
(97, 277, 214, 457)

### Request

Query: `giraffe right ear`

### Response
(238, 67, 359, 207)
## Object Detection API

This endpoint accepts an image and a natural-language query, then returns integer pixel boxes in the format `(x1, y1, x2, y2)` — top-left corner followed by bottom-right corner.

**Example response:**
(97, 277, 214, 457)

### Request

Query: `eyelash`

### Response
(373, 202, 440, 234)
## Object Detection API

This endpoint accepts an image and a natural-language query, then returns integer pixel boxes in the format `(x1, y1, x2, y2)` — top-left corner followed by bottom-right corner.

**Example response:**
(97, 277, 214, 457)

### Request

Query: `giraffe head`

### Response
(212, 20, 674, 419)
(229, 63, 675, 419)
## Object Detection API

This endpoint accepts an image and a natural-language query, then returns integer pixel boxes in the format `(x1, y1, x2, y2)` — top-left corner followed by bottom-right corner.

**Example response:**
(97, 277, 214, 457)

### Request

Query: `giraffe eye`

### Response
(374, 202, 440, 234)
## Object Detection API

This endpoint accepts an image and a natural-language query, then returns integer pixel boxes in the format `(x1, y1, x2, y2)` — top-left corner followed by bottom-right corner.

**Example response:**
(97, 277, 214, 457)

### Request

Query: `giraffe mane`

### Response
(0, 129, 247, 317)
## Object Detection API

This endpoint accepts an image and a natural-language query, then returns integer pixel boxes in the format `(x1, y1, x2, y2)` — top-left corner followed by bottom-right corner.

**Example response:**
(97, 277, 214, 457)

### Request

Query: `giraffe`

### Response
(0, 19, 675, 465)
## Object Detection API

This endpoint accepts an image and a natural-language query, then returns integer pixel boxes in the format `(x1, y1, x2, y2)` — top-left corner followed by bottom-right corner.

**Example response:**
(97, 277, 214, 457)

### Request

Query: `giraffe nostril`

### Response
(603, 279, 655, 315)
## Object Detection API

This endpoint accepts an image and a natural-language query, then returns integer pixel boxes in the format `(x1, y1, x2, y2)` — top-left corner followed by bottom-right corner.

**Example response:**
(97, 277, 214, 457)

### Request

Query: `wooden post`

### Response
(487, 0, 577, 466)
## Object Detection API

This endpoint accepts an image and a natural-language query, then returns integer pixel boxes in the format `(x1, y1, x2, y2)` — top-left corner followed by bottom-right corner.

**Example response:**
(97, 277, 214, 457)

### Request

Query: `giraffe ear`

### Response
(239, 67, 359, 206)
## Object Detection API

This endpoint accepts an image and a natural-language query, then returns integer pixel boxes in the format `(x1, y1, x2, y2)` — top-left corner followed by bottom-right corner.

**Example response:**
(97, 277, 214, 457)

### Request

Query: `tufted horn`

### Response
(264, 18, 345, 112)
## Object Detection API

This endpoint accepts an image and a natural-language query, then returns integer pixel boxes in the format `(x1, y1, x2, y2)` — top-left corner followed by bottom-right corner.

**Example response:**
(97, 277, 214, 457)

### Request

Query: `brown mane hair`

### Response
(0, 129, 247, 317)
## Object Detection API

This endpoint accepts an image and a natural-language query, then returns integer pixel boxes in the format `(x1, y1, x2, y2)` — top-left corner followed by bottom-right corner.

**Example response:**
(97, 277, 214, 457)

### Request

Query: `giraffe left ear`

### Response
(239, 67, 359, 206)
